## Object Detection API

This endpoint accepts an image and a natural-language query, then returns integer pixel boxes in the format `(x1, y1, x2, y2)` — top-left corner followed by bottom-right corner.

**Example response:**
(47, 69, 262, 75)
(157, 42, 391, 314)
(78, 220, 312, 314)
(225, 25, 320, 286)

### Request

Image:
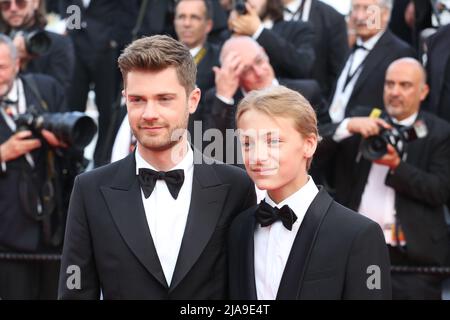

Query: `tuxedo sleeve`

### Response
(343, 222, 392, 300)
(385, 133, 450, 207)
(257, 24, 315, 79)
(58, 176, 101, 299)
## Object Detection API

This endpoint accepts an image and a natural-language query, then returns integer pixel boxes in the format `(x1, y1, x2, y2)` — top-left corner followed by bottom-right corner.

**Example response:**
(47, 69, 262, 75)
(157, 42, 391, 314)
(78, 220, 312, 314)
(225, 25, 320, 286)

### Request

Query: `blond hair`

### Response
(118, 35, 197, 94)
(236, 86, 319, 170)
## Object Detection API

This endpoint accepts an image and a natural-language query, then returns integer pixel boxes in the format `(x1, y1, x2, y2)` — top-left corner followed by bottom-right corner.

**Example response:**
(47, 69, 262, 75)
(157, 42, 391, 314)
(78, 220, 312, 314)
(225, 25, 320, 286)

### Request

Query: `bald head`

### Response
(387, 58, 427, 86)
(384, 58, 429, 120)
(220, 36, 265, 63)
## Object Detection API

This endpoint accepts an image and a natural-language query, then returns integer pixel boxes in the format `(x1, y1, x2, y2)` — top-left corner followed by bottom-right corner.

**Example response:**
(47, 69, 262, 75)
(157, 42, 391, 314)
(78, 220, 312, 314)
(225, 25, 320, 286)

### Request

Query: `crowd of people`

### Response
(0, 0, 449, 300)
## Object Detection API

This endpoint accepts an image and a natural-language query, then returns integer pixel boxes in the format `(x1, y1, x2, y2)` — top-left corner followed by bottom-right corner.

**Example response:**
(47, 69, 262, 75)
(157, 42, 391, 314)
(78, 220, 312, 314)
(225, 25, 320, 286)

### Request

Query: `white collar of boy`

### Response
(264, 175, 318, 228)
(135, 143, 194, 175)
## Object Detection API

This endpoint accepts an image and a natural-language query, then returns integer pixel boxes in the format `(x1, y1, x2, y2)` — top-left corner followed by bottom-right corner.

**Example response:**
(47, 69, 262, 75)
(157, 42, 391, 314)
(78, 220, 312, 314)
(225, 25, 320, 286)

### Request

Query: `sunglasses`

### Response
(0, 0, 29, 11)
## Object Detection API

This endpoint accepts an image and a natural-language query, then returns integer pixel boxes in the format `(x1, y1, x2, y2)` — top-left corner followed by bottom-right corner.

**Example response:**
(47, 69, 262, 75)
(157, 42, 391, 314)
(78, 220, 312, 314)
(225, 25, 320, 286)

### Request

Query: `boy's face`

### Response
(238, 109, 317, 193)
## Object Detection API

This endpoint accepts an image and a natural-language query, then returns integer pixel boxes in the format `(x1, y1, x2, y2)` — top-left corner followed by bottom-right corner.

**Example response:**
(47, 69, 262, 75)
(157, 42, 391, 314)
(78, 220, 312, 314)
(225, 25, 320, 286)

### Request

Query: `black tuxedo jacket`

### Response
(320, 110, 450, 267)
(257, 19, 315, 79)
(229, 188, 392, 299)
(0, 74, 66, 252)
(424, 24, 450, 123)
(58, 151, 256, 299)
(308, 0, 349, 99)
(329, 30, 415, 116)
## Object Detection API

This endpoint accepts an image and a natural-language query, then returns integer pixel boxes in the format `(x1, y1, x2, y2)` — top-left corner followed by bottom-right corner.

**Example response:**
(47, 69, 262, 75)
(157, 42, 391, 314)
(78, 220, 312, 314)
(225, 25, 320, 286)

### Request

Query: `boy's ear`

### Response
(303, 134, 318, 159)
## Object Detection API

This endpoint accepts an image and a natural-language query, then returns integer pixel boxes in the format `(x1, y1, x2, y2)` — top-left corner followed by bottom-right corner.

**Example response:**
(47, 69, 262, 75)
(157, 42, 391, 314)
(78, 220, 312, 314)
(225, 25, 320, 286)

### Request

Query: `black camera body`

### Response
(10, 29, 52, 56)
(360, 120, 428, 161)
(234, 0, 247, 14)
(14, 108, 97, 150)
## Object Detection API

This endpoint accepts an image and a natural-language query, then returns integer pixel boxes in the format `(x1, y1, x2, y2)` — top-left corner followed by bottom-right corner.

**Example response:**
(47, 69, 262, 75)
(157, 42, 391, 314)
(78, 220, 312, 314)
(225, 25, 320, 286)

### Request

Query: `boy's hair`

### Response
(118, 35, 197, 95)
(236, 86, 319, 170)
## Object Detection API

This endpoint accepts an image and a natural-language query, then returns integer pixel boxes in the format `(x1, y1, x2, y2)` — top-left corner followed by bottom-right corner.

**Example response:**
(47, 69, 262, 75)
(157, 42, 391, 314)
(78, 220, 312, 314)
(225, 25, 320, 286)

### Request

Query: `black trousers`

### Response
(0, 258, 60, 300)
(67, 44, 120, 167)
(389, 246, 444, 300)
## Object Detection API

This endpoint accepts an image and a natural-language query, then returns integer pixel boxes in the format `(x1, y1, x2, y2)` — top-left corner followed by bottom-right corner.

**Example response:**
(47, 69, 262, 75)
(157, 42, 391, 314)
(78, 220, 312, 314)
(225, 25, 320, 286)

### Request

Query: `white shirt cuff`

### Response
(216, 94, 235, 106)
(333, 118, 353, 142)
(252, 24, 264, 40)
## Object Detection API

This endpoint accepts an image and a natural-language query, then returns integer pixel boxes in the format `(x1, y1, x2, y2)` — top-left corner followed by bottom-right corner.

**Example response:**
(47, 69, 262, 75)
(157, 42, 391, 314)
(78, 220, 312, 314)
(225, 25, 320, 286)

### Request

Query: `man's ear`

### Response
(206, 19, 213, 34)
(188, 87, 201, 114)
(420, 83, 430, 102)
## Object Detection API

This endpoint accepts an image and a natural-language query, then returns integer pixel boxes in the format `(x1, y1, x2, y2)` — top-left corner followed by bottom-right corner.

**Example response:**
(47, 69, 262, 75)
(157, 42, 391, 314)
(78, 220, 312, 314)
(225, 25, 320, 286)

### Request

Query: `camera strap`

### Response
(21, 74, 48, 111)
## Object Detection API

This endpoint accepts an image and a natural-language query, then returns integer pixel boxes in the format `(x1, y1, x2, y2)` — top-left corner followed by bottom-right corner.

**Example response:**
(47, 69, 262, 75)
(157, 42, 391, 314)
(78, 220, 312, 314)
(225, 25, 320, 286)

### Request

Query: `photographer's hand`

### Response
(347, 117, 391, 138)
(41, 129, 69, 148)
(0, 131, 41, 162)
(228, 3, 261, 36)
(374, 144, 401, 170)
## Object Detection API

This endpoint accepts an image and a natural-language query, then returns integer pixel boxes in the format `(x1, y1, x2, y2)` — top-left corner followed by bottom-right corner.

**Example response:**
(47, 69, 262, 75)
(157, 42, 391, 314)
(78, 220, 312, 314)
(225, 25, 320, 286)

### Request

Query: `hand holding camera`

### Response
(0, 130, 41, 162)
(228, 0, 261, 36)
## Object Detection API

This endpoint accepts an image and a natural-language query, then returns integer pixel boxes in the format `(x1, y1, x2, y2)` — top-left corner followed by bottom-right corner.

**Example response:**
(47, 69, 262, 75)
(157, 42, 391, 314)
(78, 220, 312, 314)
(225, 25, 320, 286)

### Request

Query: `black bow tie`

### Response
(138, 168, 185, 199)
(352, 44, 368, 52)
(255, 200, 298, 231)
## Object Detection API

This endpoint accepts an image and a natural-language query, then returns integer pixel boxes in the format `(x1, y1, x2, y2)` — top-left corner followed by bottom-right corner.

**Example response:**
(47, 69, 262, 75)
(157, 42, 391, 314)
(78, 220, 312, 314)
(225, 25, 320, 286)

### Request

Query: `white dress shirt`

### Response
(254, 176, 319, 300)
(329, 31, 385, 123)
(135, 144, 194, 286)
(283, 0, 312, 22)
(358, 112, 418, 245)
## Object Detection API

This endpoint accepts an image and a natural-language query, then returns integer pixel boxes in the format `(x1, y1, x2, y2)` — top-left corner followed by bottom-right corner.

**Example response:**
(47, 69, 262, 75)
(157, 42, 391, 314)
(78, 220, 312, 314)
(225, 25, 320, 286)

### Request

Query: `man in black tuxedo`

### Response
(229, 85, 391, 300)
(328, 0, 415, 126)
(424, 24, 450, 123)
(282, 0, 349, 100)
(58, 35, 256, 299)
(320, 58, 450, 299)
(227, 0, 315, 80)
(0, 34, 69, 299)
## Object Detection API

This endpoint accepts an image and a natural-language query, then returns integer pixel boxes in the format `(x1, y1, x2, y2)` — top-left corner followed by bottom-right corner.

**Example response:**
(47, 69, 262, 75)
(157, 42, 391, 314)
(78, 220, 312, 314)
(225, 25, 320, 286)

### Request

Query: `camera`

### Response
(360, 120, 428, 161)
(234, 0, 247, 14)
(14, 108, 97, 150)
(10, 29, 52, 55)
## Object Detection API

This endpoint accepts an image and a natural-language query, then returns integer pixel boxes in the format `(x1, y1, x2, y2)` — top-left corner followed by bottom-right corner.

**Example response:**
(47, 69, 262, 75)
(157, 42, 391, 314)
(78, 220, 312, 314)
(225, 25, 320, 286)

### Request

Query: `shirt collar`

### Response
(286, 0, 302, 14)
(5, 79, 19, 102)
(135, 143, 194, 175)
(391, 112, 418, 127)
(264, 175, 319, 223)
(189, 45, 203, 58)
(356, 30, 385, 51)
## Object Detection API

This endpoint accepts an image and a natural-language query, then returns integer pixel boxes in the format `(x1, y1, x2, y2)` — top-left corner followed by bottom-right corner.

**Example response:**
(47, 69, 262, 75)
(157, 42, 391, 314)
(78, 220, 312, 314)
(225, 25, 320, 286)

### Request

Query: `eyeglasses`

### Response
(0, 0, 29, 11)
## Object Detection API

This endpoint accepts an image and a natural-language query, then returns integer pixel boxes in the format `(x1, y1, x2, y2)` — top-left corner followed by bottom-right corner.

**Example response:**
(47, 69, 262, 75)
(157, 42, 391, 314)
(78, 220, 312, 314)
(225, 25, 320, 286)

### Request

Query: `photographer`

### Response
(227, 0, 315, 79)
(318, 58, 450, 299)
(0, 34, 70, 299)
(0, 0, 75, 95)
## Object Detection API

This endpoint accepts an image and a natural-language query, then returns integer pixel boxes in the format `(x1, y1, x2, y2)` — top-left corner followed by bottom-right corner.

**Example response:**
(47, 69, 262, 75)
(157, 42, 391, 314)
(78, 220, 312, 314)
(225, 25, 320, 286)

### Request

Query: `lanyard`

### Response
(194, 47, 207, 65)
(287, 0, 307, 21)
(342, 47, 368, 93)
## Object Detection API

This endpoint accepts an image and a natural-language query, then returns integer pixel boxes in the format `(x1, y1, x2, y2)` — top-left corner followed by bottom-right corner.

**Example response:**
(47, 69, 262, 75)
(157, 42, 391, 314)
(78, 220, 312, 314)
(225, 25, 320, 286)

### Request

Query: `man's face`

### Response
(384, 61, 429, 121)
(0, 43, 19, 96)
(237, 46, 274, 92)
(174, 0, 212, 49)
(350, 0, 389, 41)
(124, 67, 200, 152)
(238, 109, 316, 193)
(0, 0, 38, 28)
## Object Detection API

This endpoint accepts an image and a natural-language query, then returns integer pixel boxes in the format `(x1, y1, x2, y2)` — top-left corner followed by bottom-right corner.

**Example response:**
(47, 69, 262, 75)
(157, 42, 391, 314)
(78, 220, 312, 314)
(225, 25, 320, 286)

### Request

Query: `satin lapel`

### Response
(241, 210, 258, 299)
(100, 153, 168, 288)
(276, 188, 333, 300)
(169, 159, 230, 291)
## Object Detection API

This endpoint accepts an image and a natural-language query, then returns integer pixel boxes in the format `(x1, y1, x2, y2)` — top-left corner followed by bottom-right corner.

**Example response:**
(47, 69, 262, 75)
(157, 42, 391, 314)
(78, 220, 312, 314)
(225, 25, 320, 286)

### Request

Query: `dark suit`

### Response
(58, 150, 256, 299)
(329, 30, 415, 118)
(319, 110, 450, 298)
(0, 74, 67, 299)
(256, 20, 316, 79)
(59, 0, 126, 167)
(424, 24, 450, 123)
(229, 187, 392, 299)
(288, 0, 349, 100)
